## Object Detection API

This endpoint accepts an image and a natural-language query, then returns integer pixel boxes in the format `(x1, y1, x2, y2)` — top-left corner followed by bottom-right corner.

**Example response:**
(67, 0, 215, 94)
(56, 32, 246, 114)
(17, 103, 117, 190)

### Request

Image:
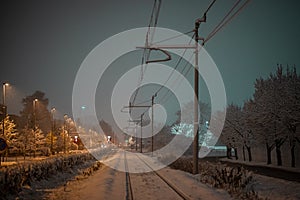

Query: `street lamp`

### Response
(63, 114, 68, 154)
(50, 107, 56, 155)
(1, 83, 9, 163)
(2, 83, 9, 105)
(2, 83, 9, 136)
(33, 98, 38, 157)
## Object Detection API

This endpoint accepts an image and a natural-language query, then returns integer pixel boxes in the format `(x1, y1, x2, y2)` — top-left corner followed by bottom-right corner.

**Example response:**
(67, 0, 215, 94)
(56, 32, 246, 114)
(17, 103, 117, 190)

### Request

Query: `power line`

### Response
(132, 0, 251, 111)
(206, 0, 241, 40)
(152, 30, 194, 45)
(155, 34, 195, 95)
(158, 53, 194, 105)
(204, 0, 217, 15)
(159, 0, 252, 104)
(132, 0, 162, 106)
(204, 0, 252, 43)
(136, 0, 216, 106)
(134, 33, 195, 106)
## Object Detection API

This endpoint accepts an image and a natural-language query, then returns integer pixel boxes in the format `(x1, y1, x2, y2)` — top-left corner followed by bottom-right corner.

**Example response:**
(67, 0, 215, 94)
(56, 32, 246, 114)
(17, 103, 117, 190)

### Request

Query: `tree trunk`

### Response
(291, 144, 295, 168)
(226, 145, 232, 159)
(276, 145, 282, 166)
(266, 143, 272, 165)
(246, 145, 252, 162)
(242, 145, 246, 161)
(234, 148, 238, 160)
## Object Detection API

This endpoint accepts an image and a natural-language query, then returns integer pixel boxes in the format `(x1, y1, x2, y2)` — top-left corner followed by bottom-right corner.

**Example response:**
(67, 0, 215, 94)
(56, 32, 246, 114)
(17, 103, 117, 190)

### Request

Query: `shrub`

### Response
(166, 157, 262, 200)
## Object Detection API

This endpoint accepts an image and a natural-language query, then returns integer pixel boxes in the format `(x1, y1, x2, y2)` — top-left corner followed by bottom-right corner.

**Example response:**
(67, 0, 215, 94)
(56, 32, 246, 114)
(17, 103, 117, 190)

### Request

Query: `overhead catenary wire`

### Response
(158, 53, 194, 105)
(133, 32, 195, 106)
(131, 0, 162, 106)
(132, 0, 251, 111)
(133, 0, 216, 107)
(204, 0, 252, 43)
(159, 0, 252, 104)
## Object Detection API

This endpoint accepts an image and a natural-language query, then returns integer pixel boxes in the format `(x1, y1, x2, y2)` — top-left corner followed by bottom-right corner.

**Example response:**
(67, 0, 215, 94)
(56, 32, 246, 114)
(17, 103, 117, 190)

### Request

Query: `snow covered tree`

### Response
(45, 132, 58, 153)
(18, 126, 35, 159)
(56, 127, 72, 153)
(251, 65, 300, 167)
(19, 91, 51, 136)
(218, 104, 241, 160)
(34, 127, 46, 155)
(0, 116, 18, 160)
(174, 101, 211, 144)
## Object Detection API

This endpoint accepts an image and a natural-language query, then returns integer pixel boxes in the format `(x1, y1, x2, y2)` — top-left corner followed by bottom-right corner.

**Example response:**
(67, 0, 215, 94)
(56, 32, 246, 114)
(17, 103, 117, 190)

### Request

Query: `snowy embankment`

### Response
(168, 157, 300, 200)
(220, 158, 300, 199)
(0, 153, 103, 200)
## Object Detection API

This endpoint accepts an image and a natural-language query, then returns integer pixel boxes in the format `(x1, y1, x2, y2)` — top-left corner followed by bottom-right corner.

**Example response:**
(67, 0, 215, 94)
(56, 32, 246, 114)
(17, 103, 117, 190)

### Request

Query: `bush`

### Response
(0, 153, 95, 196)
(165, 157, 262, 200)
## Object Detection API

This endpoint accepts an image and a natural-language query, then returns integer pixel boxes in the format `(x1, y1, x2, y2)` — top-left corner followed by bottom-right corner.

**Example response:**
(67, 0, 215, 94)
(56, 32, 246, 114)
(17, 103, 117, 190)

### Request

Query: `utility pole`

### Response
(136, 16, 206, 173)
(193, 15, 206, 174)
(124, 104, 151, 153)
(140, 113, 144, 153)
(151, 94, 157, 156)
(135, 125, 138, 151)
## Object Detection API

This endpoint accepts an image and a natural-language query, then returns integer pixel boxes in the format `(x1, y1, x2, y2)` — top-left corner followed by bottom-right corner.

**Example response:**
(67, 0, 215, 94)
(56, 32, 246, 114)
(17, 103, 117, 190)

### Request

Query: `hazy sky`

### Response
(1, 0, 300, 121)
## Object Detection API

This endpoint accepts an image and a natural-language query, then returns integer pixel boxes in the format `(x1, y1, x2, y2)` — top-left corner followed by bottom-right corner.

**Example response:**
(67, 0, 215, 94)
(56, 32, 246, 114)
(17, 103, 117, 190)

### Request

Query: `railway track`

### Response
(124, 151, 191, 200)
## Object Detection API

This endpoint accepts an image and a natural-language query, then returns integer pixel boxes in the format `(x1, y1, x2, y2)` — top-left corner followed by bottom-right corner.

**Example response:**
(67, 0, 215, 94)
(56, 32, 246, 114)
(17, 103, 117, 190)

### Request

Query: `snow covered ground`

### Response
(43, 150, 232, 200)
(9, 151, 300, 199)
(44, 166, 232, 200)
(219, 158, 300, 199)
(253, 174, 300, 200)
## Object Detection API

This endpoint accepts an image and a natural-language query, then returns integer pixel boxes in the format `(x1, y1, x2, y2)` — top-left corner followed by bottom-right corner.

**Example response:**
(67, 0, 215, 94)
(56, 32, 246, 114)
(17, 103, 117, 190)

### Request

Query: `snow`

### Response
(220, 158, 300, 199)
(253, 174, 300, 200)
(220, 158, 300, 173)
(44, 165, 232, 200)
(42, 151, 232, 200)
(7, 151, 300, 199)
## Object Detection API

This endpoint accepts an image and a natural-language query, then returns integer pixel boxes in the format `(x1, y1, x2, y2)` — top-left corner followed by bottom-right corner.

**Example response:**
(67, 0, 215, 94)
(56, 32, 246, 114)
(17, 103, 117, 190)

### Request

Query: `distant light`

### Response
(81, 105, 86, 110)
(205, 121, 209, 128)
(34, 98, 38, 102)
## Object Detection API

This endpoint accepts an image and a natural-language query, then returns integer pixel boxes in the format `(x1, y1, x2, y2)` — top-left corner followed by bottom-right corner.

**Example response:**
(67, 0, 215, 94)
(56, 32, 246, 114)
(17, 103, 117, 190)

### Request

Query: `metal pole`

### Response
(135, 125, 137, 151)
(64, 118, 66, 154)
(51, 108, 55, 155)
(1, 83, 7, 164)
(151, 94, 156, 156)
(33, 99, 37, 158)
(140, 113, 144, 153)
(193, 20, 200, 175)
(2, 84, 6, 137)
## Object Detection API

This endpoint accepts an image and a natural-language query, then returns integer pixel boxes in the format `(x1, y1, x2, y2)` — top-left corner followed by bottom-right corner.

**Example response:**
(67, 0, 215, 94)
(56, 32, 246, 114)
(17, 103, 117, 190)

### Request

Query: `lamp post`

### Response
(50, 107, 55, 155)
(2, 83, 9, 136)
(33, 98, 38, 157)
(1, 83, 8, 163)
(63, 114, 68, 154)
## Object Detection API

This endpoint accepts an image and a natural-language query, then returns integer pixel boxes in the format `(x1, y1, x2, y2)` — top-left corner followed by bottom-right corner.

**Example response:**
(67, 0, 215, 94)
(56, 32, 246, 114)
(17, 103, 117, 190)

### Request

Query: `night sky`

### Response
(1, 0, 300, 121)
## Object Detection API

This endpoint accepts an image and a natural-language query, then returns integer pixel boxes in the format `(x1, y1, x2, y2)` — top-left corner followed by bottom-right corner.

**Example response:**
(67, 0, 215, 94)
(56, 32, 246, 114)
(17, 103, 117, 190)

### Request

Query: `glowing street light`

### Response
(2, 83, 9, 134)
